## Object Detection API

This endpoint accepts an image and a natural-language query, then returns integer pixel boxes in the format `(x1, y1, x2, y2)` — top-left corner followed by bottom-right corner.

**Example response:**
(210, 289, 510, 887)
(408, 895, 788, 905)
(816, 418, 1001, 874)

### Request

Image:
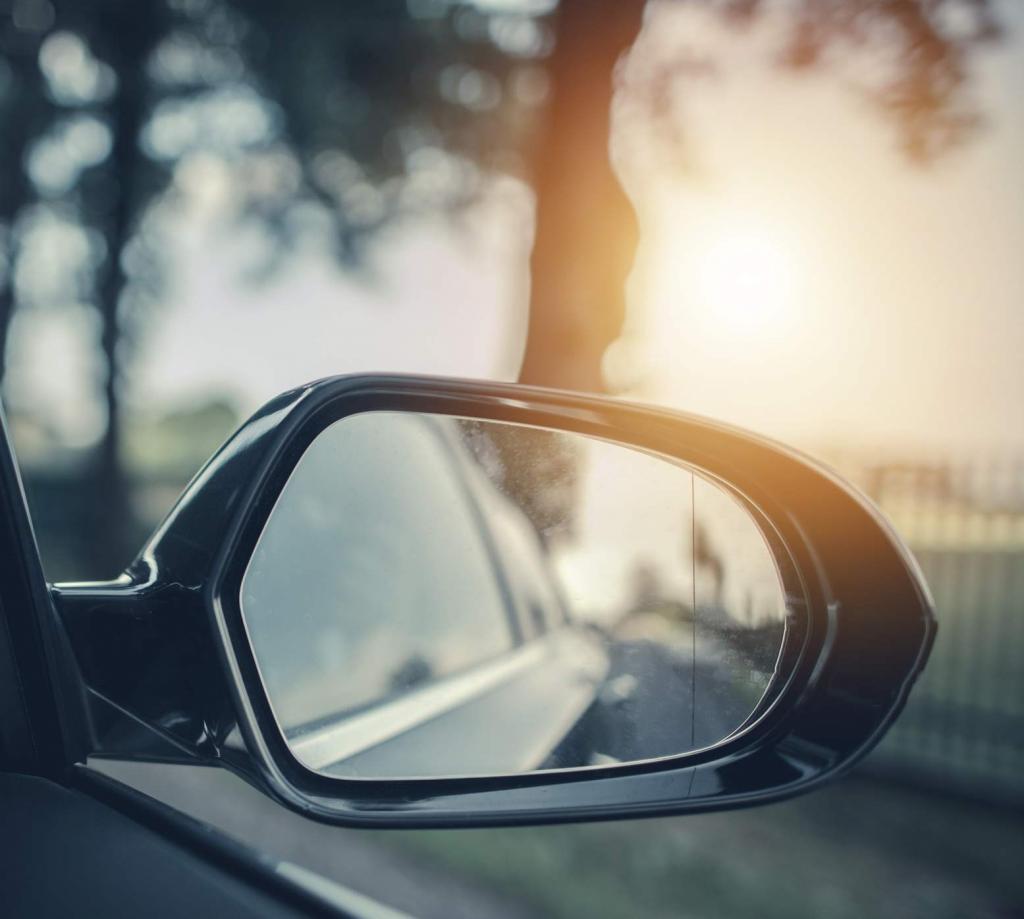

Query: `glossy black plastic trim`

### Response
(54, 374, 935, 827)
(0, 402, 89, 776)
(68, 765, 356, 917)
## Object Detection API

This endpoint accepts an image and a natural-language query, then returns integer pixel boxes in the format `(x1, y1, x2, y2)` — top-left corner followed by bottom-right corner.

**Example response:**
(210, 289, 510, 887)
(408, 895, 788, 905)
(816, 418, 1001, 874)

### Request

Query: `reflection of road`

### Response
(574, 634, 760, 764)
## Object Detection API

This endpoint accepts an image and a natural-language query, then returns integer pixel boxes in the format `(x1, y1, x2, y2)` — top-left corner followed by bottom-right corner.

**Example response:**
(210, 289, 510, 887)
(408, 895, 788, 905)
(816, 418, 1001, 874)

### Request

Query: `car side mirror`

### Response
(54, 375, 934, 827)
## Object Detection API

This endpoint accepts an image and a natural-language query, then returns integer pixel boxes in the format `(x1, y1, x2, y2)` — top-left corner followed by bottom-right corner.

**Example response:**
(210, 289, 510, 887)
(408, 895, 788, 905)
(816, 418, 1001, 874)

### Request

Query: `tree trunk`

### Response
(517, 0, 645, 393)
(0, 47, 44, 385)
(87, 54, 147, 578)
(0, 284, 13, 385)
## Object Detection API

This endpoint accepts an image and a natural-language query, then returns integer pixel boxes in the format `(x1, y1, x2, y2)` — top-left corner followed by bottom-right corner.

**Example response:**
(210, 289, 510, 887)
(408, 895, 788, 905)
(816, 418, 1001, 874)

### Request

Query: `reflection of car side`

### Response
(252, 412, 609, 779)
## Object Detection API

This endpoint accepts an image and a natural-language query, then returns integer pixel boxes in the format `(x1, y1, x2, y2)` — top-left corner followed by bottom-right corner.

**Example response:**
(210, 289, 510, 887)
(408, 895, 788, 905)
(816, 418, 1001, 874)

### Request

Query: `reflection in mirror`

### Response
(240, 412, 789, 779)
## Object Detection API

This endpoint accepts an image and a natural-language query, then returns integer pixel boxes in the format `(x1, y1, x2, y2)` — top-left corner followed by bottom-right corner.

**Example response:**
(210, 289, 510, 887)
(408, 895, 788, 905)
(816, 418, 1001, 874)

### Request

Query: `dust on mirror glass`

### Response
(240, 412, 789, 779)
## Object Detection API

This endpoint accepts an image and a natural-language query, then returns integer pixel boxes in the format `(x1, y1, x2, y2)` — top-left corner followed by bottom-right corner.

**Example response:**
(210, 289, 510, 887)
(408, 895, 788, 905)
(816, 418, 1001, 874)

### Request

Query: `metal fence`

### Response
(824, 452, 1024, 803)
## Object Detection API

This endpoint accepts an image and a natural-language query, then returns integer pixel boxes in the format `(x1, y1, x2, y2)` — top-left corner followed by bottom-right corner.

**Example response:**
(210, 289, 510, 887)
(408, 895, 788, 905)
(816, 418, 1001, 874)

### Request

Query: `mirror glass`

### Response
(240, 412, 789, 778)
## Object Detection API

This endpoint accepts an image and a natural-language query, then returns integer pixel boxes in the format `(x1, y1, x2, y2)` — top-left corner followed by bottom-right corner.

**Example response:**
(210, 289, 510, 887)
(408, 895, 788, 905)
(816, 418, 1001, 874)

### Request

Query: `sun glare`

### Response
(693, 223, 797, 333)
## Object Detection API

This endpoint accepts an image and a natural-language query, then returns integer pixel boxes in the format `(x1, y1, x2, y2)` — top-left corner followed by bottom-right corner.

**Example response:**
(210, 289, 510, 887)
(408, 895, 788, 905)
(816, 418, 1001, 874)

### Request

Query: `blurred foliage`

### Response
(377, 774, 1024, 918)
(1, 0, 555, 573)
(672, 0, 1002, 162)
(0, 0, 1003, 577)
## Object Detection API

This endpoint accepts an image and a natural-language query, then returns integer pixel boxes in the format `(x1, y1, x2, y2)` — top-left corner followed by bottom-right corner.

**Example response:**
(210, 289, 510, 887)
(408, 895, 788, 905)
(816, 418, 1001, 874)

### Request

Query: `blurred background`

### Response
(1, 0, 1022, 916)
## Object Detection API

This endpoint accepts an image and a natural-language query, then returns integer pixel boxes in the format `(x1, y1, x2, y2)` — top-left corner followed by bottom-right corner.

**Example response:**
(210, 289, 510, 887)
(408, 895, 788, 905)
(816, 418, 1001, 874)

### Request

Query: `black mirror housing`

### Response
(54, 375, 935, 827)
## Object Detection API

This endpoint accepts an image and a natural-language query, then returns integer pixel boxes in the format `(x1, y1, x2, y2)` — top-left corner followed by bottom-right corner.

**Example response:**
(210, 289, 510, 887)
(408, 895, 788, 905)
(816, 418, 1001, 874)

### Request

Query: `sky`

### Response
(629, 1, 1024, 454)
(10, 0, 1024, 460)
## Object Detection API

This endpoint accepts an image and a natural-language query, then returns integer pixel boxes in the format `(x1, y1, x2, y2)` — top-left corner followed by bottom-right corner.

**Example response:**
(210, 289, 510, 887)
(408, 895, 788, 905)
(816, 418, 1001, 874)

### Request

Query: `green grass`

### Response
(372, 773, 1024, 919)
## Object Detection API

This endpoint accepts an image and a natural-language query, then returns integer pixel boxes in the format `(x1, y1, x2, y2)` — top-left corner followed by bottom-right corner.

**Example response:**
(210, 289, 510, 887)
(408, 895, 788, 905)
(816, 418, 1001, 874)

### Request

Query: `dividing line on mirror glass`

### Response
(691, 474, 697, 752)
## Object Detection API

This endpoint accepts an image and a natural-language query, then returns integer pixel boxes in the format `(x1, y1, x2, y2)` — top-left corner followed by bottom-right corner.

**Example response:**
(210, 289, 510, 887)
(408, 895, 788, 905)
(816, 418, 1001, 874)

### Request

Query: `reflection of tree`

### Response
(631, 562, 663, 611)
(693, 520, 724, 604)
(458, 420, 581, 547)
(625, 560, 692, 626)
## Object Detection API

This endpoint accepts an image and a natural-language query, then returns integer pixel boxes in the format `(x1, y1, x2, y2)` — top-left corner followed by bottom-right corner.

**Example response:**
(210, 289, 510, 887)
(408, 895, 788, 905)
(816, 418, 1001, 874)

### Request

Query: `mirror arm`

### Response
(52, 578, 239, 767)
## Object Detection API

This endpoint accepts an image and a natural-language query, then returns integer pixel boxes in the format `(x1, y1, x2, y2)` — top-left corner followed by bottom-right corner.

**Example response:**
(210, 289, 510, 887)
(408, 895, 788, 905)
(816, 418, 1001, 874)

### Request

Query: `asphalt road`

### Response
(574, 636, 759, 764)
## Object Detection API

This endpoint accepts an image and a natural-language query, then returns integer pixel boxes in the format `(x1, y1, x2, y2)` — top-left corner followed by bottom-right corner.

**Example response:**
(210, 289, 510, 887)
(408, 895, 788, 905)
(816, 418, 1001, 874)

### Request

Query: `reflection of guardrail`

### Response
(825, 455, 1024, 803)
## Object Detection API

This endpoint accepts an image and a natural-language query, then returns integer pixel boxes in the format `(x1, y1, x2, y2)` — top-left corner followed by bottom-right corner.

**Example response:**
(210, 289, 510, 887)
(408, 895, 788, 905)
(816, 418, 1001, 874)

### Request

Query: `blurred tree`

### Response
(520, 0, 1002, 392)
(0, 0, 1003, 576)
(0, 12, 48, 381)
(518, 0, 645, 393)
(0, 0, 551, 574)
(69, 1, 172, 572)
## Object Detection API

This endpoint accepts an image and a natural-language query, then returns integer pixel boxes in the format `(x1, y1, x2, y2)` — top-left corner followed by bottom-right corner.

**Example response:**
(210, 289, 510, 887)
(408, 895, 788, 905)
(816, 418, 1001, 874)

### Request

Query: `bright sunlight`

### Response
(692, 220, 797, 334)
